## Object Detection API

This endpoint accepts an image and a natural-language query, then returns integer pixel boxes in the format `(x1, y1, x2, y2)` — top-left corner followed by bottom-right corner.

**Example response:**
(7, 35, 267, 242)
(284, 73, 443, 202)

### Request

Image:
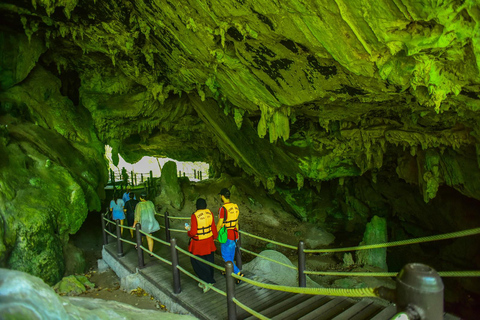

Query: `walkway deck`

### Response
(102, 235, 461, 320)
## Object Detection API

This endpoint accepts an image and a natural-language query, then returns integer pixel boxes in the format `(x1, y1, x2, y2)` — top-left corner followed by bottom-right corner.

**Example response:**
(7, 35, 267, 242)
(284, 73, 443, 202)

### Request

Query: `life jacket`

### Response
(194, 209, 213, 240)
(222, 203, 239, 230)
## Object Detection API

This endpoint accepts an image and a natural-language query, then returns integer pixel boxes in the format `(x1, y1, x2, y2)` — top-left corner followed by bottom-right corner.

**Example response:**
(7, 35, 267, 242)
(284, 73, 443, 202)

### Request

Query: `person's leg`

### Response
(120, 219, 124, 236)
(205, 252, 216, 284)
(146, 235, 154, 254)
(221, 240, 240, 274)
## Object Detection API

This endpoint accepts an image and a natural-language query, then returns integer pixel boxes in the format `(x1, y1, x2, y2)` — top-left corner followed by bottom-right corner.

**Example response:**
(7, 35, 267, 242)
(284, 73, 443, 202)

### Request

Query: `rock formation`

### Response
(0, 0, 480, 291)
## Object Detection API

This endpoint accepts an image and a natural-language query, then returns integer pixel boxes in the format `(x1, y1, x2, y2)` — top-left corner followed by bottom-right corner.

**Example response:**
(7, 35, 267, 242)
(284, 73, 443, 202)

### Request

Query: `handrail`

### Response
(304, 227, 480, 253)
(177, 265, 227, 296)
(139, 229, 171, 246)
(169, 228, 188, 233)
(167, 216, 191, 220)
(239, 230, 297, 250)
(175, 245, 225, 272)
(232, 298, 269, 320)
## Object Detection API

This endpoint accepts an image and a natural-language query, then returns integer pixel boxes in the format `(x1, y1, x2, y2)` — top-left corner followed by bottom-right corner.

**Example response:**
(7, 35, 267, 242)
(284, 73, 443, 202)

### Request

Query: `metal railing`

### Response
(101, 211, 480, 319)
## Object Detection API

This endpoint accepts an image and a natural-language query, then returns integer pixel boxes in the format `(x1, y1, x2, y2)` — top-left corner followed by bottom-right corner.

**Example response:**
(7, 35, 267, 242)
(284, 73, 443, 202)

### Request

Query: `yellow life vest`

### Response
(222, 203, 239, 230)
(194, 209, 213, 240)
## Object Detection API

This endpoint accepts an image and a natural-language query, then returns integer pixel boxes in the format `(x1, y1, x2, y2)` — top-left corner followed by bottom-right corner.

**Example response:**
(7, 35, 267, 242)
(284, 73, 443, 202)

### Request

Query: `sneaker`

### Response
(236, 272, 245, 284)
(198, 282, 211, 293)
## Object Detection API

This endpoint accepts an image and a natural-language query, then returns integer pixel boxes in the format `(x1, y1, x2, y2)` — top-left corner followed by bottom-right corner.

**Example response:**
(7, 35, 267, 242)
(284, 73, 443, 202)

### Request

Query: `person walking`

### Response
(186, 198, 218, 292)
(122, 186, 135, 204)
(110, 191, 125, 236)
(133, 193, 160, 256)
(216, 188, 244, 283)
(124, 192, 139, 238)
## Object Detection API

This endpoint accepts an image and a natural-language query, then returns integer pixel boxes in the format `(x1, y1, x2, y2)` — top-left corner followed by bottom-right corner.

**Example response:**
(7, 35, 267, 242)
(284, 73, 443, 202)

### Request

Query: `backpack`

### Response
(218, 206, 228, 243)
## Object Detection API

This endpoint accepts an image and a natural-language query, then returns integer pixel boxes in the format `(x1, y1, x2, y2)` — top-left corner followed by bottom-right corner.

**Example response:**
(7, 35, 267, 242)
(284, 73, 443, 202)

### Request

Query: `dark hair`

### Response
(140, 192, 147, 199)
(219, 188, 230, 198)
(196, 198, 207, 210)
(129, 192, 135, 199)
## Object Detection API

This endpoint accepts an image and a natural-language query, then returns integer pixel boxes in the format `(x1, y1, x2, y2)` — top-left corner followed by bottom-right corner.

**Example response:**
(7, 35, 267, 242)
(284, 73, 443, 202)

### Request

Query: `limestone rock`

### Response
(0, 268, 195, 319)
(356, 216, 388, 271)
(63, 242, 87, 276)
(156, 161, 184, 210)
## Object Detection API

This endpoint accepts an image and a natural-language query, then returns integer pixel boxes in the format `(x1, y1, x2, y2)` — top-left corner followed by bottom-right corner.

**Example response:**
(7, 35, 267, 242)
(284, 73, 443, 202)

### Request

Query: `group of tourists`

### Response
(185, 188, 244, 293)
(109, 187, 160, 255)
(109, 186, 243, 293)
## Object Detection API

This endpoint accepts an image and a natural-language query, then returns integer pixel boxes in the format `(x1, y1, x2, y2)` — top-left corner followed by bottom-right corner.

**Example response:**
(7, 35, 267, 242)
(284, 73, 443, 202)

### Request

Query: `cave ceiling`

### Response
(1, 0, 480, 204)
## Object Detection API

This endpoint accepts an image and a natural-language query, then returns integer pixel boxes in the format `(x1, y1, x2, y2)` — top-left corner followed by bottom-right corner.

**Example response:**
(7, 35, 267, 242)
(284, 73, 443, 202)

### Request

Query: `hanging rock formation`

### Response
(1, 0, 480, 285)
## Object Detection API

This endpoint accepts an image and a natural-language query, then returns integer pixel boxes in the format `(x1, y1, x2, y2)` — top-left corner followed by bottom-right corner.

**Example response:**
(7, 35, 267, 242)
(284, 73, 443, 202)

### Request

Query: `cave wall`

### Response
(1, 0, 480, 284)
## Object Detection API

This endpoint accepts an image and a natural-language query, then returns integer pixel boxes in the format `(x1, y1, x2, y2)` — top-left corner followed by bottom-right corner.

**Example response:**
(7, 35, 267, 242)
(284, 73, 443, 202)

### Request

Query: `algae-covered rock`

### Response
(356, 216, 388, 271)
(63, 242, 86, 276)
(54, 275, 94, 296)
(156, 161, 184, 210)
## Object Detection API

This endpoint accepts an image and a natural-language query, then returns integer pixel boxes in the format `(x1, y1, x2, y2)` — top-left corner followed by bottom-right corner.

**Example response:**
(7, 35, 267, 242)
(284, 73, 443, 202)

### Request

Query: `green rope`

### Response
(155, 213, 165, 217)
(141, 245, 172, 266)
(122, 225, 135, 231)
(105, 229, 117, 239)
(304, 270, 480, 277)
(168, 216, 191, 220)
(139, 230, 170, 246)
(230, 273, 378, 297)
(438, 271, 480, 277)
(177, 265, 226, 296)
(120, 238, 136, 246)
(233, 298, 269, 320)
(240, 248, 297, 270)
(304, 227, 480, 253)
(175, 245, 225, 272)
(239, 230, 297, 250)
(169, 228, 188, 233)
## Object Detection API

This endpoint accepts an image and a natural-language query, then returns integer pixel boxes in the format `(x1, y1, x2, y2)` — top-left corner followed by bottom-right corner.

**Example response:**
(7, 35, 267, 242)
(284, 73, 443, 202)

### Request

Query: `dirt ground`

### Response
(69, 211, 167, 312)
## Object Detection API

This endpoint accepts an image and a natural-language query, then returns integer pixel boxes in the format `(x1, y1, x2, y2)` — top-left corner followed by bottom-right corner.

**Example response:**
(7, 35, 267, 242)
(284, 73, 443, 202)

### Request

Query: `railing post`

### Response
(226, 261, 237, 320)
(298, 240, 306, 287)
(136, 223, 144, 269)
(395, 263, 444, 319)
(131, 170, 134, 187)
(170, 238, 181, 294)
(141, 173, 144, 183)
(134, 173, 137, 186)
(116, 219, 123, 257)
(101, 213, 108, 245)
(235, 233, 242, 270)
(164, 211, 171, 242)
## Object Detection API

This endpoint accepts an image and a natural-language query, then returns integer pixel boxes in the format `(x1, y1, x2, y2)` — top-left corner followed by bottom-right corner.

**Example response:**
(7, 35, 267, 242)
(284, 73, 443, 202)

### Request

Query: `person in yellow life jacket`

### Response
(186, 198, 218, 292)
(216, 188, 244, 283)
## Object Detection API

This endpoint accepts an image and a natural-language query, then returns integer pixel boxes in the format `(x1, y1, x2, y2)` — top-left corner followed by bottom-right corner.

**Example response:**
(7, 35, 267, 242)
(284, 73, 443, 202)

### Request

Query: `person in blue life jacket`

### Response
(123, 186, 135, 204)
(216, 188, 244, 283)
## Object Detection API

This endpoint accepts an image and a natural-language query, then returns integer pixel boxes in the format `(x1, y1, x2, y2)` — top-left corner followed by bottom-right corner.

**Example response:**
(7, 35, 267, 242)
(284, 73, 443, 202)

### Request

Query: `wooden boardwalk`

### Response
(103, 235, 461, 320)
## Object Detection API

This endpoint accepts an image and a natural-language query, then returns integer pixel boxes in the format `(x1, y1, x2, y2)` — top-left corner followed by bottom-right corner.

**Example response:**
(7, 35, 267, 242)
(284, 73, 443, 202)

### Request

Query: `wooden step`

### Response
(271, 295, 331, 320)
(244, 294, 313, 319)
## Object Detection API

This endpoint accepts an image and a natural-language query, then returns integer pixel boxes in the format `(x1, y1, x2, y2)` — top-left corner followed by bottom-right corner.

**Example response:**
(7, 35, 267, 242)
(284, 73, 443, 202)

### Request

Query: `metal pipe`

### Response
(136, 223, 144, 269)
(226, 261, 237, 320)
(165, 211, 171, 242)
(101, 213, 108, 245)
(170, 238, 181, 294)
(395, 263, 444, 320)
(298, 240, 306, 287)
(116, 219, 123, 257)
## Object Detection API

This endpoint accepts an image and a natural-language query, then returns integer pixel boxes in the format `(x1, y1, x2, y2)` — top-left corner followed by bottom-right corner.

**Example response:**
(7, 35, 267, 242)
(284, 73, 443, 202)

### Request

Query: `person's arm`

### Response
(133, 204, 141, 227)
(187, 214, 197, 238)
(212, 212, 219, 239)
(216, 207, 225, 232)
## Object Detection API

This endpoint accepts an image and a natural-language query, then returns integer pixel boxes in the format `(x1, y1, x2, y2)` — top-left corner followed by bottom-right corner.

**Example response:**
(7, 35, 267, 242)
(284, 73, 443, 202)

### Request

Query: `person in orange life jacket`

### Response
(216, 188, 244, 282)
(186, 198, 218, 292)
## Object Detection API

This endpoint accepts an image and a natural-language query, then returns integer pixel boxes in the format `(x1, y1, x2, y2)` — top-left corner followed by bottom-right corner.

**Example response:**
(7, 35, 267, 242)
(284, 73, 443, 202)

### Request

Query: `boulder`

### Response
(156, 161, 184, 210)
(0, 268, 195, 319)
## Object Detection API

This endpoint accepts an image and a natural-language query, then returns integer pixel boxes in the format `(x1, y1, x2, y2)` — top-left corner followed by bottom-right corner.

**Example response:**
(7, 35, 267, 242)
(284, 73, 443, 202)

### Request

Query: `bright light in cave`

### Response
(105, 145, 209, 182)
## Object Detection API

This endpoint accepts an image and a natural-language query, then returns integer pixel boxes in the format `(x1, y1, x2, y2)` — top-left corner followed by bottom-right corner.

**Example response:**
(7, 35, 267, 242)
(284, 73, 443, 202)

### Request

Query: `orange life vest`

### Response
(222, 203, 239, 230)
(194, 209, 213, 240)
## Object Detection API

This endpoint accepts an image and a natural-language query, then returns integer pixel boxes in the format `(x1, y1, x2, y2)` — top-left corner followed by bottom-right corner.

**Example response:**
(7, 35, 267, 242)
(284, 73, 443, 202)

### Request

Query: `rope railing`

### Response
(239, 230, 297, 250)
(304, 227, 480, 253)
(101, 211, 480, 320)
(175, 245, 225, 272)
(230, 273, 379, 298)
(177, 265, 227, 297)
(167, 216, 191, 220)
(232, 298, 269, 320)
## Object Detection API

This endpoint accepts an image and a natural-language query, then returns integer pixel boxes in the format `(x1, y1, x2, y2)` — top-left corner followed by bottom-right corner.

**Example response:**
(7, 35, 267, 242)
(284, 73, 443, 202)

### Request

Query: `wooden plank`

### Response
(244, 294, 312, 320)
(330, 299, 373, 320)
(369, 305, 397, 320)
(272, 295, 330, 320)
(236, 291, 294, 319)
(299, 297, 351, 320)
(348, 303, 383, 320)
